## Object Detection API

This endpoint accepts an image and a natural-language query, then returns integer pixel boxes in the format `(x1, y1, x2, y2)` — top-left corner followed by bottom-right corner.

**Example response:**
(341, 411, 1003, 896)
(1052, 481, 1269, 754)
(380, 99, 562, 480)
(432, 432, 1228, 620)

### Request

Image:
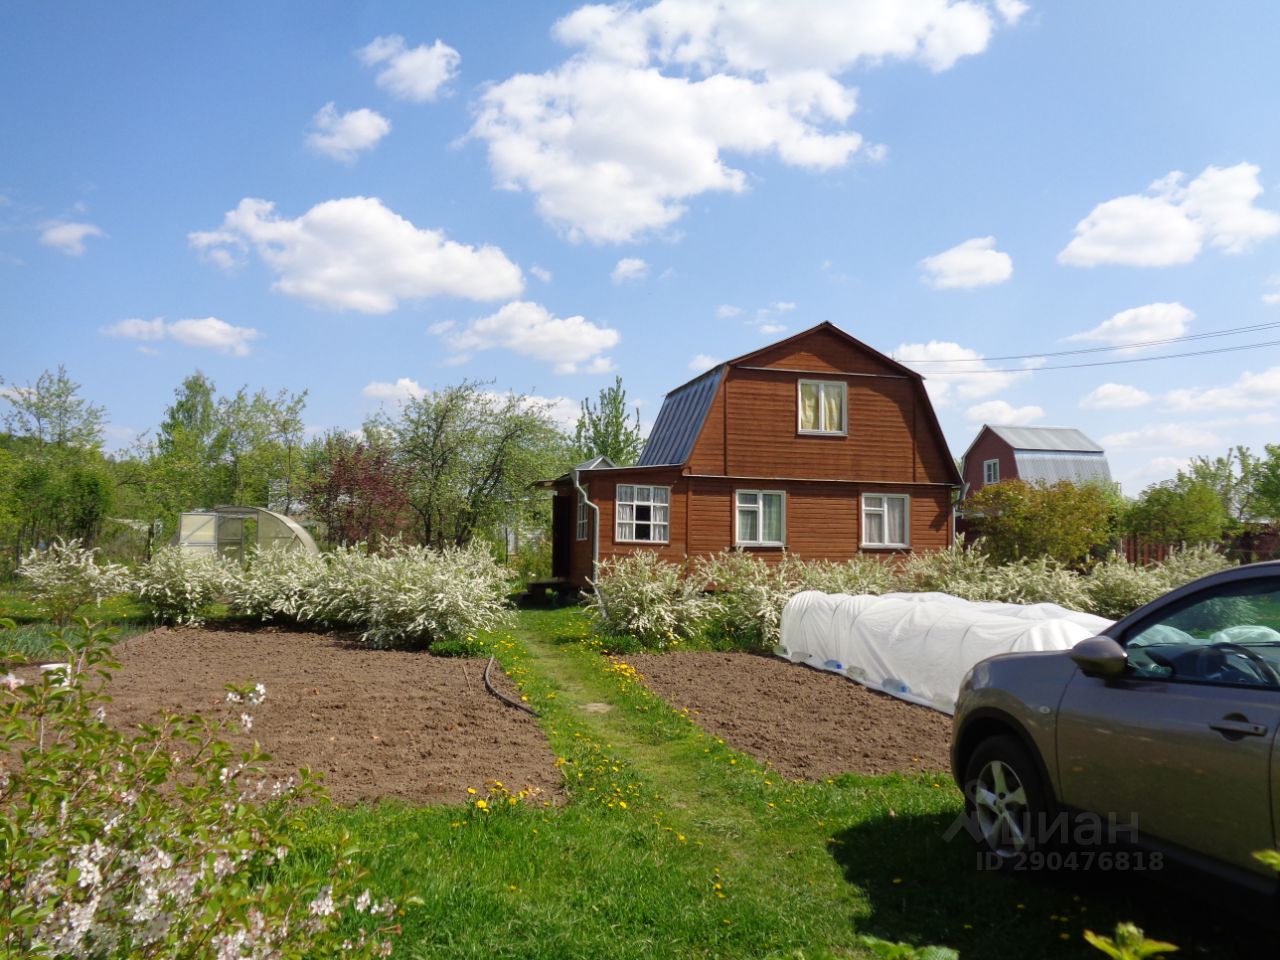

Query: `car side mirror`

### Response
(1071, 636, 1128, 679)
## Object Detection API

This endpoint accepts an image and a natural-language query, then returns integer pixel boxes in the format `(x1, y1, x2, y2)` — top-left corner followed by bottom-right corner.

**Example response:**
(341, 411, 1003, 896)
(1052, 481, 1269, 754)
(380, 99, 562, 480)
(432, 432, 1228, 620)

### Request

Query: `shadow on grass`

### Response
(831, 811, 1274, 959)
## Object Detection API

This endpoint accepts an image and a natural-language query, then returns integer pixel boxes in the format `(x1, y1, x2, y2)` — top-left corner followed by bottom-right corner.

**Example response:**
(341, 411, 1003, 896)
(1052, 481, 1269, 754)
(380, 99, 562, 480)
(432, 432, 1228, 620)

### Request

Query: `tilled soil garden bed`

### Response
(628, 651, 953, 780)
(105, 627, 564, 806)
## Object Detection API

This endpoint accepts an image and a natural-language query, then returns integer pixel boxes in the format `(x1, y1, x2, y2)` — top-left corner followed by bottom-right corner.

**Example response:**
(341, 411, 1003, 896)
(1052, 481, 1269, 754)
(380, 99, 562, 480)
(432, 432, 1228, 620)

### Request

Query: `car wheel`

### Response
(963, 734, 1053, 862)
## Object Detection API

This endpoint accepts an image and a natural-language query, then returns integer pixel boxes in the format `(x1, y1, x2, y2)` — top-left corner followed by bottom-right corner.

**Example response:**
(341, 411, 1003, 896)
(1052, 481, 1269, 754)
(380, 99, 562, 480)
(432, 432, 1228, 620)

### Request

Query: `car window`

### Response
(1123, 577, 1280, 688)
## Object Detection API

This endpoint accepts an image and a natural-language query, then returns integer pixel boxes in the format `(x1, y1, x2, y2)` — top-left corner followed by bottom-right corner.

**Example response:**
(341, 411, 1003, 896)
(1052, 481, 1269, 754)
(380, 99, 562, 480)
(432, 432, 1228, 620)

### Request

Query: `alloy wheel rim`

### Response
(973, 759, 1030, 857)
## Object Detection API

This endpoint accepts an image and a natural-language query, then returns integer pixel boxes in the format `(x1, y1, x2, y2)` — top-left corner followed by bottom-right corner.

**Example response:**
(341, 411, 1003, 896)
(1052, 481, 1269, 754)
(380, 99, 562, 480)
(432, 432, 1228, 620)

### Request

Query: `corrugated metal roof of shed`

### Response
(636, 365, 725, 467)
(989, 425, 1103, 452)
(1013, 451, 1112, 485)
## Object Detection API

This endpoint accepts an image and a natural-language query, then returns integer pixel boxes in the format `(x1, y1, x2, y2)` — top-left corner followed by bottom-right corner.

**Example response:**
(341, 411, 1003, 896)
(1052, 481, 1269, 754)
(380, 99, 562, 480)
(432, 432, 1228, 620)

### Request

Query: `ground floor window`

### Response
(735, 490, 785, 546)
(861, 493, 910, 548)
(616, 484, 670, 543)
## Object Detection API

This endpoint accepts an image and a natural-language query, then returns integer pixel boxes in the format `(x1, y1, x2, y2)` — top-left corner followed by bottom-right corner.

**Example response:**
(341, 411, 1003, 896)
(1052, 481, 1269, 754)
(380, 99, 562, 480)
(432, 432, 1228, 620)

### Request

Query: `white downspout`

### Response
(572, 467, 600, 584)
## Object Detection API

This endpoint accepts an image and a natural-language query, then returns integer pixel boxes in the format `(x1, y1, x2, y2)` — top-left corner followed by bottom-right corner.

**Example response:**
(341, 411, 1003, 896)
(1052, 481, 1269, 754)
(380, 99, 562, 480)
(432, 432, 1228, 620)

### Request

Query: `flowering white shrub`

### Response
(898, 543, 996, 599)
(332, 542, 513, 648)
(17, 538, 132, 626)
(1084, 554, 1165, 620)
(977, 556, 1092, 610)
(693, 551, 790, 652)
(231, 545, 331, 622)
(588, 553, 712, 648)
(134, 546, 237, 626)
(1153, 544, 1233, 590)
(793, 555, 898, 597)
(0, 623, 401, 958)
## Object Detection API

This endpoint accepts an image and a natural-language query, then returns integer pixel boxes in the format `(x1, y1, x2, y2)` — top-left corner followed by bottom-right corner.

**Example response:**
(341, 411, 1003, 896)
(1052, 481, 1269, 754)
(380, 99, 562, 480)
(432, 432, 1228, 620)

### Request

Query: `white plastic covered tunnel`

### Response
(776, 592, 1114, 715)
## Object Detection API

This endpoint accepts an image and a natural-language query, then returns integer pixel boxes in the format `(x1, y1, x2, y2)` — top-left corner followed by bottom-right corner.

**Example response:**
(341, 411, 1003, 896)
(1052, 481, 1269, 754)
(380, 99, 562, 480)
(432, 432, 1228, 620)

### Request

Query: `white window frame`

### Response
(861, 493, 910, 549)
(576, 489, 589, 541)
(734, 489, 786, 548)
(983, 459, 1000, 485)
(797, 379, 848, 436)
(614, 484, 671, 544)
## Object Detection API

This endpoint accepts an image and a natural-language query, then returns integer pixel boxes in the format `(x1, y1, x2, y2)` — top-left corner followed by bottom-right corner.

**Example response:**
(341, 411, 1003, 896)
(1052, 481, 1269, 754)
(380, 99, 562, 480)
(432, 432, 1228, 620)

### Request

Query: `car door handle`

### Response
(1209, 718, 1269, 738)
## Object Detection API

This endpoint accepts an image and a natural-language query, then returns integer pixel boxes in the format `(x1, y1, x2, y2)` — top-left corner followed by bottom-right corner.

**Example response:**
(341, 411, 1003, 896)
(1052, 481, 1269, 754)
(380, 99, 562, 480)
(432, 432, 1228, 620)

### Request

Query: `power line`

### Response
(921, 337, 1280, 374)
(895, 320, 1280, 364)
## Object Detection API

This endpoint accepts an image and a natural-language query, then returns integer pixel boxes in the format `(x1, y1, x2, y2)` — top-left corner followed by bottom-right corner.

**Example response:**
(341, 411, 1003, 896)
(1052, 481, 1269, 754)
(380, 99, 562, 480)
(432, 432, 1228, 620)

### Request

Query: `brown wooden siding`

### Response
(687, 478, 951, 561)
(717, 367, 951, 484)
(961, 429, 1016, 497)
(744, 326, 903, 377)
(686, 379, 727, 474)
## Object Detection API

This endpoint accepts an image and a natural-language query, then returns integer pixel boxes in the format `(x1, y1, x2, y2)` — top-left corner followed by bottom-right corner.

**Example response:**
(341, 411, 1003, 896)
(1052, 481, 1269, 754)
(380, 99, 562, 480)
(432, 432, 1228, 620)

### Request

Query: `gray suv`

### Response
(952, 561, 1280, 893)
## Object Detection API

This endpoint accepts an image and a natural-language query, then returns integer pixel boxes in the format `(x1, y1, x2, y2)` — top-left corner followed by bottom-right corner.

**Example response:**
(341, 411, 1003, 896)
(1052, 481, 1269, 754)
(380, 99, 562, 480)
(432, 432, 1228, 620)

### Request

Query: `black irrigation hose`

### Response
(483, 654, 539, 717)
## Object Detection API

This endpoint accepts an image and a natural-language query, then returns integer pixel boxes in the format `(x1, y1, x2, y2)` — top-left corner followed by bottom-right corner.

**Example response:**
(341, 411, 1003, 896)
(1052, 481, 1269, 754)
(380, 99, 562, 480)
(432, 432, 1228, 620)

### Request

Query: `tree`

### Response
(1250, 443, 1280, 523)
(573, 376, 644, 466)
(1175, 446, 1263, 527)
(387, 382, 572, 549)
(303, 432, 411, 546)
(964, 479, 1117, 567)
(1, 365, 105, 449)
(1125, 480, 1227, 546)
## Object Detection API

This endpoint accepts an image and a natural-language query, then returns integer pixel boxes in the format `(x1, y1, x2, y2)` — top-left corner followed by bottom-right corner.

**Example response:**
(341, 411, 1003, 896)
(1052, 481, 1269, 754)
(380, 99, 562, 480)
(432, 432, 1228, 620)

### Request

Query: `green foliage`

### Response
(383, 381, 572, 550)
(1125, 480, 1226, 545)
(1176, 445, 1264, 527)
(1083, 923, 1178, 959)
(16, 538, 132, 627)
(0, 624, 400, 958)
(1083, 554, 1165, 620)
(854, 935, 959, 960)
(1, 364, 105, 449)
(573, 375, 645, 466)
(964, 479, 1117, 566)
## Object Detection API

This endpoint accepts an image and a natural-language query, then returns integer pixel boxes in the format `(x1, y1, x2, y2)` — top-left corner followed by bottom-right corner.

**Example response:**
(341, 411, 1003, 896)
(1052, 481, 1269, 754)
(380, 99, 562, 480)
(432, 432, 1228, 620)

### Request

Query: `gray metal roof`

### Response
(636, 365, 725, 467)
(988, 425, 1103, 453)
(1013, 451, 1112, 486)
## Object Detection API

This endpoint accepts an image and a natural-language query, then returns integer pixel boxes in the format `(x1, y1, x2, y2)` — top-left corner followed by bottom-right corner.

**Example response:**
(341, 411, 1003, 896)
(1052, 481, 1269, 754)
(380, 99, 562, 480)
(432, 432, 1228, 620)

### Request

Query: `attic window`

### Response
(798, 380, 846, 435)
(616, 484, 670, 543)
(983, 459, 1000, 484)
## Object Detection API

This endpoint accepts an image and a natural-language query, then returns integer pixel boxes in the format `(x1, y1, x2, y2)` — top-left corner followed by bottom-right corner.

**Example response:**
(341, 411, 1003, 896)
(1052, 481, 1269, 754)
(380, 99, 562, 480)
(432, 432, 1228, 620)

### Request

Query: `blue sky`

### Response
(3, 1, 1279, 493)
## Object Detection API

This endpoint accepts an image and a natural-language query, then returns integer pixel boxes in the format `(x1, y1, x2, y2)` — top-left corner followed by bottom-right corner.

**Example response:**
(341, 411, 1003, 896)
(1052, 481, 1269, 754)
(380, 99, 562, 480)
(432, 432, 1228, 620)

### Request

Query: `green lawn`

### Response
(278, 608, 1272, 959)
(0, 583, 153, 660)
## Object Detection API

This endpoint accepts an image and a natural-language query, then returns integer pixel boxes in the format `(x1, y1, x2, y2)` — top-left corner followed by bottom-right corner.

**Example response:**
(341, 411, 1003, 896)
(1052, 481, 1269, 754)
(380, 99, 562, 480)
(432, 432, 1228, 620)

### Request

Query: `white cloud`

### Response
(1080, 382, 1152, 410)
(530, 265, 553, 283)
(190, 197, 523, 312)
(306, 103, 391, 163)
(1103, 422, 1221, 452)
(1163, 366, 1280, 412)
(359, 35, 460, 102)
(471, 0, 1014, 243)
(39, 221, 106, 256)
(893, 339, 1032, 405)
(446, 300, 619, 374)
(611, 257, 649, 283)
(1067, 302, 1193, 351)
(102, 316, 260, 356)
(964, 399, 1043, 425)
(993, 0, 1029, 23)
(919, 236, 1012, 289)
(716, 304, 743, 318)
(688, 353, 720, 372)
(1060, 163, 1280, 267)
(1264, 275, 1280, 305)
(362, 377, 426, 402)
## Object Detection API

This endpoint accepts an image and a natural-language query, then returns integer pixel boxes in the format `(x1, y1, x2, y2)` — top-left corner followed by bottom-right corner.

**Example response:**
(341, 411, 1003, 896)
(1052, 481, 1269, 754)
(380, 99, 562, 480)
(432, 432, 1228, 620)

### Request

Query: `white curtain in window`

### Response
(762, 493, 783, 543)
(823, 386, 843, 432)
(886, 496, 906, 544)
(800, 383, 820, 430)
